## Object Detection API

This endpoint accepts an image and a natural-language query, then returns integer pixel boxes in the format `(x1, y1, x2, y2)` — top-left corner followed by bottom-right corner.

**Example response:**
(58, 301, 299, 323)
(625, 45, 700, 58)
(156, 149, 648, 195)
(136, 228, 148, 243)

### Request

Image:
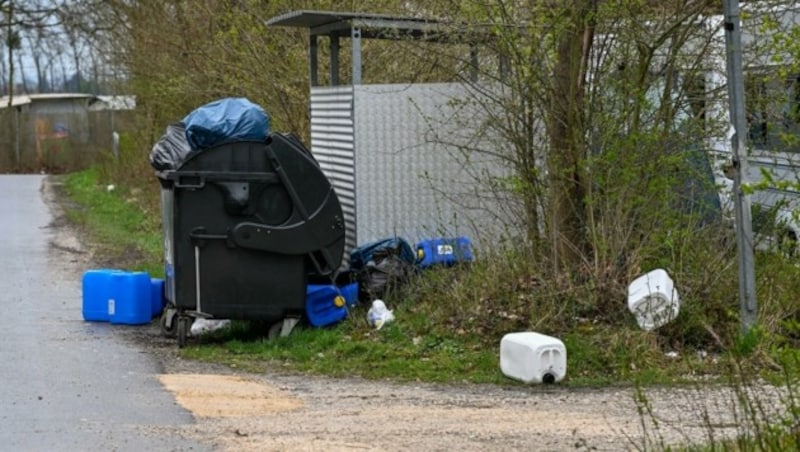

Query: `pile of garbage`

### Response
(304, 236, 474, 331)
(183, 235, 474, 337)
(350, 236, 473, 299)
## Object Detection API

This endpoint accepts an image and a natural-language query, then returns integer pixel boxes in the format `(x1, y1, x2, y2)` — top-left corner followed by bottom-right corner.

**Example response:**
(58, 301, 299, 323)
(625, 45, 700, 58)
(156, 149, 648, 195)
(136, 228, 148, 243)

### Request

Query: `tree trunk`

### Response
(6, 0, 13, 106)
(547, 0, 596, 272)
(15, 47, 26, 94)
(28, 34, 44, 93)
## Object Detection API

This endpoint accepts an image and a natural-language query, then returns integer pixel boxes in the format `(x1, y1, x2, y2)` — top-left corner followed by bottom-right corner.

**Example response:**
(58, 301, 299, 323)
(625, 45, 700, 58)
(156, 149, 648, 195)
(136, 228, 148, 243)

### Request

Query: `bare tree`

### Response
(1, 0, 65, 103)
(14, 37, 26, 93)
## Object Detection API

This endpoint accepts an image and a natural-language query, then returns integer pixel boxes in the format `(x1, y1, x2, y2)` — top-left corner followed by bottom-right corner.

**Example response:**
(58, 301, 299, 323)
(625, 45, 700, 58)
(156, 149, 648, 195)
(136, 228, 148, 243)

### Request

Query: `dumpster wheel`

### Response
(177, 316, 192, 348)
(268, 317, 301, 340)
(160, 305, 178, 338)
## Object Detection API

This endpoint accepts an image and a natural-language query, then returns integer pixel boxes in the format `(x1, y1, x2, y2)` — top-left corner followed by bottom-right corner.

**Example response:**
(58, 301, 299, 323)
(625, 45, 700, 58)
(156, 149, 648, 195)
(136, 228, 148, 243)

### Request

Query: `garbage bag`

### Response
(350, 237, 416, 271)
(149, 123, 192, 171)
(183, 97, 269, 151)
(190, 318, 231, 336)
(350, 237, 416, 300)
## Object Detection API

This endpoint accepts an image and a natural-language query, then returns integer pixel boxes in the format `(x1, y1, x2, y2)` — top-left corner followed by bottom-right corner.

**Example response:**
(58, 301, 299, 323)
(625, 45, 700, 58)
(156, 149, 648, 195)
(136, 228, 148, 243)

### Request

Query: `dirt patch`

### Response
(160, 372, 759, 452)
(158, 374, 303, 417)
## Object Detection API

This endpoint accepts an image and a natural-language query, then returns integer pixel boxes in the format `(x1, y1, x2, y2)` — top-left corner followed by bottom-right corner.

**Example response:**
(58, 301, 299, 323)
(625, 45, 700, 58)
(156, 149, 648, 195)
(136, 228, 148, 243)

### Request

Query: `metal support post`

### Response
(309, 34, 319, 87)
(722, 0, 758, 333)
(330, 33, 340, 86)
(351, 27, 362, 85)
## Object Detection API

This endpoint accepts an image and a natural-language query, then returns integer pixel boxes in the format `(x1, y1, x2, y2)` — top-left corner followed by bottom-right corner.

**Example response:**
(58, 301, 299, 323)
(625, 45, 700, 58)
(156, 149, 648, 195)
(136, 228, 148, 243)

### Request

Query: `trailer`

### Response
(704, 4, 800, 252)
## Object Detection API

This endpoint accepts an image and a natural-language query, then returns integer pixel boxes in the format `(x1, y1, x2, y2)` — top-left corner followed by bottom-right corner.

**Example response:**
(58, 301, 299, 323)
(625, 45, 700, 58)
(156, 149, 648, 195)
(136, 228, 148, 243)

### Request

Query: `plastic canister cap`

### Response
(333, 296, 345, 308)
(417, 248, 425, 261)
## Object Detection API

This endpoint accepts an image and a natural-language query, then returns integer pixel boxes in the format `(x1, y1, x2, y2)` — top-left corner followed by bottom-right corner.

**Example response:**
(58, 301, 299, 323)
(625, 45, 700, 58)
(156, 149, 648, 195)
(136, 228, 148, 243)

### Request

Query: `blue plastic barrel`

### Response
(82, 269, 122, 322)
(416, 237, 473, 269)
(108, 271, 152, 325)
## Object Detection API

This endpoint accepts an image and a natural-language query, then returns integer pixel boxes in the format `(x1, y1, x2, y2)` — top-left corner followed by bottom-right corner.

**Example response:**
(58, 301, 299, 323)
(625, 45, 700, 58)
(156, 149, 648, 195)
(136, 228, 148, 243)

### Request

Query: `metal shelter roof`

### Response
(266, 10, 446, 40)
(267, 10, 479, 86)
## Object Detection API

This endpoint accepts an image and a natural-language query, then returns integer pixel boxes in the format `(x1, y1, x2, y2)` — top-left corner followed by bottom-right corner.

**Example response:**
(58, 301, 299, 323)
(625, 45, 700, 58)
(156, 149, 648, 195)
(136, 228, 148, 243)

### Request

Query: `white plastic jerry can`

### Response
(500, 332, 567, 384)
(627, 269, 680, 331)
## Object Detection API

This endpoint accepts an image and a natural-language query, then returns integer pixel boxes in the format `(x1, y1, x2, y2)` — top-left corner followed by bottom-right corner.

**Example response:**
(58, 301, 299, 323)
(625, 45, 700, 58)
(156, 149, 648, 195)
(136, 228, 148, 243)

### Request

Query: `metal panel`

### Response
(748, 151, 800, 216)
(353, 83, 514, 247)
(310, 86, 357, 256)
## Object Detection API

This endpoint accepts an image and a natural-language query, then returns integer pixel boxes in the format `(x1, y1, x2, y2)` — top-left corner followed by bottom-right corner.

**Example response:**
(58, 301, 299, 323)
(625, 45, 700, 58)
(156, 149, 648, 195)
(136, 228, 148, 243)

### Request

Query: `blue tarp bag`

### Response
(349, 237, 417, 300)
(183, 97, 270, 151)
(349, 237, 416, 272)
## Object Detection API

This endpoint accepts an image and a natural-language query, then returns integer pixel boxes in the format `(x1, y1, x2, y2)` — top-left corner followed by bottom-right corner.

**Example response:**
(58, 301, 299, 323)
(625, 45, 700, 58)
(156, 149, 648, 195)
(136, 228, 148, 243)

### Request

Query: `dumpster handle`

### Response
(189, 228, 229, 250)
(265, 146, 338, 273)
(158, 170, 279, 185)
(189, 231, 228, 241)
(194, 245, 203, 314)
(175, 176, 206, 190)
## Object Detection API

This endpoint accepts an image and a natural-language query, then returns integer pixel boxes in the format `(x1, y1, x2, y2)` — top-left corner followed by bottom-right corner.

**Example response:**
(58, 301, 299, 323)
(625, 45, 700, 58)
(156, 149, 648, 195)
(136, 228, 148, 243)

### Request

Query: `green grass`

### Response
(182, 308, 510, 385)
(62, 167, 163, 277)
(180, 316, 724, 386)
(59, 165, 799, 389)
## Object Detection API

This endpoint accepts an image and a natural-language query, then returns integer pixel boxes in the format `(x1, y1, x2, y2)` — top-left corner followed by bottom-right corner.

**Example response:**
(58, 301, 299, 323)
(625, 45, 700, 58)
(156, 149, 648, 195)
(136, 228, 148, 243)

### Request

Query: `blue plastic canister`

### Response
(339, 282, 359, 307)
(305, 284, 348, 327)
(108, 271, 152, 325)
(416, 237, 473, 269)
(82, 269, 122, 322)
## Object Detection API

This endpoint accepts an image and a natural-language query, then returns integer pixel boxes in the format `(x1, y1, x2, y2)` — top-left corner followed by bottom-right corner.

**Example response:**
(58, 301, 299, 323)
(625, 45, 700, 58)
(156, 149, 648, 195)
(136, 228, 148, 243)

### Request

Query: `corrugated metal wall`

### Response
(310, 83, 515, 255)
(310, 86, 357, 254)
(353, 83, 512, 247)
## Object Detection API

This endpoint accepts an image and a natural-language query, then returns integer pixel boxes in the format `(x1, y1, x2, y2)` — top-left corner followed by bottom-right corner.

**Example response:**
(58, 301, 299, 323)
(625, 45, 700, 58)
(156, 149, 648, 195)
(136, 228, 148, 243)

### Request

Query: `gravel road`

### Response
(47, 175, 782, 452)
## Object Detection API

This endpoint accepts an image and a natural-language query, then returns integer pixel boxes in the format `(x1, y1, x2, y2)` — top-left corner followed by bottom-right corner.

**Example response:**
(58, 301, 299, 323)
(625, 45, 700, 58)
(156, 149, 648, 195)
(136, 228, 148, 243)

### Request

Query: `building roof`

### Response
(89, 95, 136, 111)
(0, 93, 97, 108)
(0, 93, 137, 111)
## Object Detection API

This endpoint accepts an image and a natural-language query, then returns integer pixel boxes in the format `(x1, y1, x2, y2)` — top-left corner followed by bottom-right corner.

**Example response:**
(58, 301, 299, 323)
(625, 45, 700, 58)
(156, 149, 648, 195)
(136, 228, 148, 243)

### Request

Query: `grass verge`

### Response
(60, 166, 798, 389)
(58, 164, 717, 386)
(62, 167, 163, 277)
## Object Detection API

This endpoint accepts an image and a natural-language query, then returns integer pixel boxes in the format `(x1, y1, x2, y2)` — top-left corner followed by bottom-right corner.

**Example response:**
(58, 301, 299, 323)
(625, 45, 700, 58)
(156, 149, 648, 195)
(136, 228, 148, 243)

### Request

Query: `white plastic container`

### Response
(627, 269, 680, 331)
(500, 332, 567, 384)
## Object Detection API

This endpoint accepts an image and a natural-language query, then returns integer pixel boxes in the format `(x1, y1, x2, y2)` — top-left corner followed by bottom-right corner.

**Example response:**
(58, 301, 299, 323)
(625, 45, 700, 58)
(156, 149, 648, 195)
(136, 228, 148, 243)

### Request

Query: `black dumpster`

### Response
(152, 130, 346, 346)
